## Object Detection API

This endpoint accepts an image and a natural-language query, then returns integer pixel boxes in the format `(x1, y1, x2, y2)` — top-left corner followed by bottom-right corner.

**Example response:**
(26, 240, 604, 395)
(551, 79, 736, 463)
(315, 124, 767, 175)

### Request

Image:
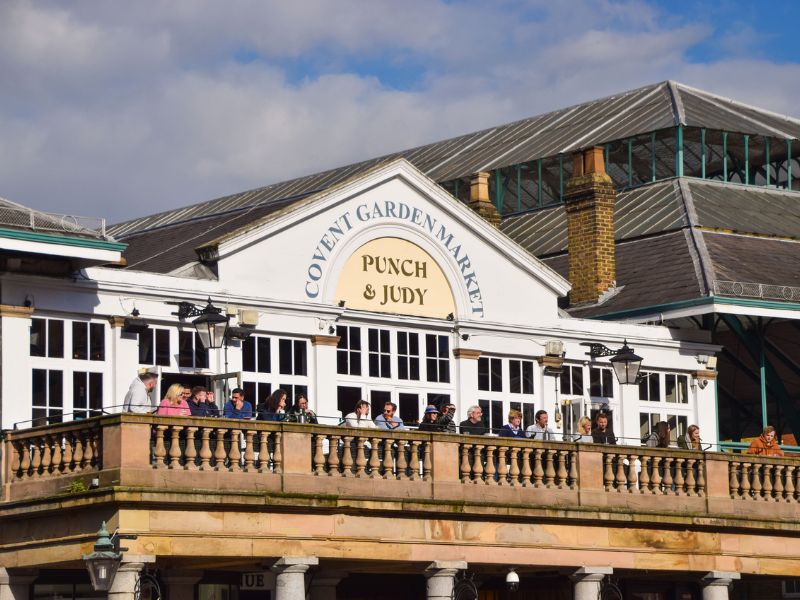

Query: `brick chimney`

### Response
(468, 172, 501, 228)
(564, 147, 617, 305)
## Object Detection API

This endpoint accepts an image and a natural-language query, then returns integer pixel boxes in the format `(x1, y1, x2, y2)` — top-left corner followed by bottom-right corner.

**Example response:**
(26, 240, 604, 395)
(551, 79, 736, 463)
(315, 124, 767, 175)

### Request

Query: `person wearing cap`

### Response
(417, 404, 454, 432)
(123, 370, 157, 413)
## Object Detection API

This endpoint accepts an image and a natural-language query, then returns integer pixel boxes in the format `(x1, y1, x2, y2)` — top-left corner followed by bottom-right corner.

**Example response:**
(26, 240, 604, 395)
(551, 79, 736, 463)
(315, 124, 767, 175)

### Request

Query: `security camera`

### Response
(697, 378, 709, 390)
(506, 568, 519, 592)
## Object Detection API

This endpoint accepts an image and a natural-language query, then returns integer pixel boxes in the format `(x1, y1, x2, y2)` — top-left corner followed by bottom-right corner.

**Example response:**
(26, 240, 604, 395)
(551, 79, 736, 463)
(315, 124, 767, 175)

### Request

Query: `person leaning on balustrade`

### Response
(157, 383, 191, 416)
(223, 388, 253, 420)
(343, 399, 378, 428)
(123, 369, 157, 413)
(677, 424, 702, 450)
(286, 393, 318, 424)
(574, 416, 593, 443)
(187, 386, 217, 417)
(747, 425, 784, 457)
(644, 421, 671, 448)
(374, 401, 404, 430)
(257, 389, 288, 421)
(459, 405, 488, 435)
(591, 412, 617, 444)
(498, 409, 526, 438)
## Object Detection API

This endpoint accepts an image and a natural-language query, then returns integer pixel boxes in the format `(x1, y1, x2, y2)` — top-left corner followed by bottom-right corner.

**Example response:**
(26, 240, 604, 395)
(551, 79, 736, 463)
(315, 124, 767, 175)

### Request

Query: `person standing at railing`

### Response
(157, 383, 191, 416)
(375, 401, 404, 430)
(591, 412, 617, 444)
(498, 409, 526, 438)
(574, 417, 593, 443)
(525, 410, 554, 440)
(123, 370, 157, 413)
(459, 405, 488, 435)
(223, 388, 253, 420)
(677, 424, 702, 450)
(747, 426, 784, 457)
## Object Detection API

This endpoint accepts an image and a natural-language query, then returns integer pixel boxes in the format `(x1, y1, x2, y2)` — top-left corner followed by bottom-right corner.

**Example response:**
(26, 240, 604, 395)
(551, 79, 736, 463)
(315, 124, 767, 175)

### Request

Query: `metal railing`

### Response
(0, 199, 107, 238)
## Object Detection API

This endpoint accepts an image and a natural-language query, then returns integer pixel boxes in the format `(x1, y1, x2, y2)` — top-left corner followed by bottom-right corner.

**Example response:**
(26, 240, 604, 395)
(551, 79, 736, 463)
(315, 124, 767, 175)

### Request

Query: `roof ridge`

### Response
(666, 81, 686, 126)
(675, 82, 800, 129)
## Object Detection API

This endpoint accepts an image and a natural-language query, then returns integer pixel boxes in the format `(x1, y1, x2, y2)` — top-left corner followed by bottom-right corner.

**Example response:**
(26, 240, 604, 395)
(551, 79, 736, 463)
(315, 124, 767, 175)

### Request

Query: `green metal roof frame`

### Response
(586, 296, 800, 321)
(0, 227, 127, 251)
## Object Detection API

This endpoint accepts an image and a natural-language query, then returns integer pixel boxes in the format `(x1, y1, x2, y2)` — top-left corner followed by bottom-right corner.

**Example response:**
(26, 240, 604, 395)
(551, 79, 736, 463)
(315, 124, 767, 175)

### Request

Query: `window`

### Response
(638, 371, 660, 401)
(639, 412, 660, 440)
(425, 334, 450, 383)
(279, 339, 307, 375)
(666, 414, 688, 443)
(242, 336, 271, 373)
(478, 357, 503, 392)
(32, 369, 63, 426)
(71, 322, 105, 361)
(509, 360, 534, 394)
(336, 326, 362, 376)
(243, 382, 271, 407)
(73, 372, 103, 419)
(783, 579, 800, 598)
(560, 365, 583, 395)
(178, 331, 209, 369)
(368, 328, 391, 378)
(427, 392, 451, 412)
(139, 328, 171, 366)
(478, 399, 503, 434)
(665, 374, 688, 403)
(397, 332, 420, 380)
(589, 367, 613, 397)
(398, 392, 419, 425)
(30, 318, 64, 358)
(337, 385, 362, 417)
(370, 390, 391, 419)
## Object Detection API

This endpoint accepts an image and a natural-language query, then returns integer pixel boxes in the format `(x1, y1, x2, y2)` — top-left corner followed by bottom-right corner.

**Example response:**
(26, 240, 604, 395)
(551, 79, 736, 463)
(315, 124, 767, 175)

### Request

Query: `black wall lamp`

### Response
(170, 297, 229, 349)
(83, 522, 122, 591)
(582, 339, 643, 385)
(122, 308, 150, 335)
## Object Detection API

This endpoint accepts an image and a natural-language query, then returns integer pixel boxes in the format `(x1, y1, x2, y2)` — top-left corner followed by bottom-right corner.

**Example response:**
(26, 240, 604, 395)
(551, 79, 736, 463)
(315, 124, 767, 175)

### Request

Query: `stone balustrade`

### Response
(3, 414, 800, 519)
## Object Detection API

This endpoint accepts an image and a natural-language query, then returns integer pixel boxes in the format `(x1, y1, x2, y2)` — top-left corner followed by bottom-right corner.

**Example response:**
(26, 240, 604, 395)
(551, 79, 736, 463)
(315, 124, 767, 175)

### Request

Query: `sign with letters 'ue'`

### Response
(241, 572, 270, 590)
(335, 237, 455, 318)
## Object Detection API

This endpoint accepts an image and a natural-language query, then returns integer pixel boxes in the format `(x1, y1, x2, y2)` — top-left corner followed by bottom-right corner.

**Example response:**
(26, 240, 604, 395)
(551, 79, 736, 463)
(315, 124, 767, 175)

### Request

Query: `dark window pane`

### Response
(89, 372, 103, 413)
(350, 351, 361, 376)
(409, 333, 419, 355)
(438, 335, 448, 357)
(73, 372, 87, 412)
(195, 333, 209, 368)
(491, 400, 503, 433)
(337, 385, 362, 418)
(426, 358, 437, 382)
(572, 368, 583, 395)
(478, 399, 490, 428)
(49, 370, 63, 408)
(178, 331, 194, 367)
(410, 357, 420, 380)
(427, 393, 450, 412)
(560, 368, 570, 394)
(337, 351, 348, 375)
(478, 357, 489, 391)
(337, 326, 348, 348)
(490, 358, 503, 392)
(243, 382, 256, 403)
(369, 353, 379, 377)
(523, 403, 537, 429)
(139, 330, 154, 364)
(155, 329, 170, 366)
(370, 390, 391, 419)
(398, 357, 408, 380)
(30, 318, 46, 357)
(426, 334, 436, 356)
(72, 322, 88, 360)
(32, 369, 47, 408)
(509, 361, 521, 393)
(398, 332, 408, 355)
(602, 369, 613, 397)
(398, 393, 419, 425)
(368, 329, 378, 352)
(380, 354, 390, 377)
(258, 382, 272, 404)
(279, 339, 292, 375)
(48, 320, 64, 358)
(379, 329, 389, 352)
(350, 327, 361, 350)
(90, 323, 105, 361)
(589, 368, 601, 397)
(639, 372, 649, 399)
(294, 340, 307, 375)
(242, 338, 256, 372)
(440, 361, 450, 383)
(650, 373, 660, 400)
(257, 337, 271, 373)
(522, 362, 534, 394)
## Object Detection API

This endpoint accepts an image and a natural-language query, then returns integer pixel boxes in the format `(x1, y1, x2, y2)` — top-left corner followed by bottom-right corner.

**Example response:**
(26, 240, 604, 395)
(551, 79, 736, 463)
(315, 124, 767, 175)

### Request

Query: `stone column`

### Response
(309, 570, 346, 600)
(701, 572, 740, 600)
(425, 561, 467, 600)
(0, 568, 38, 600)
(271, 557, 318, 600)
(161, 570, 202, 600)
(108, 556, 155, 600)
(571, 566, 612, 600)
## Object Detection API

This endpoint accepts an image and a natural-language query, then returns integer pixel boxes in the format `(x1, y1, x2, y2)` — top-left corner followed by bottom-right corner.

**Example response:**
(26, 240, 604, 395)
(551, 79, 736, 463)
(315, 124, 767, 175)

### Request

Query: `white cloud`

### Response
(0, 0, 797, 224)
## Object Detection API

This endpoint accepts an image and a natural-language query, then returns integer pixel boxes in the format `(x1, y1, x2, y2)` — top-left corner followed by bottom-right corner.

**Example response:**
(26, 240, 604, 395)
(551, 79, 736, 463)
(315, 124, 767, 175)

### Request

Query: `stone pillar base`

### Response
(425, 561, 467, 600)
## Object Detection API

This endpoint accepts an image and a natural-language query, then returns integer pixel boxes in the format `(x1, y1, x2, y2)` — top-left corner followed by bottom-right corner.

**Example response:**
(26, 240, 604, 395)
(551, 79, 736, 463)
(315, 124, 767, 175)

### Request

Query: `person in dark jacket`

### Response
(498, 409, 526, 438)
(459, 405, 489, 435)
(417, 405, 454, 432)
(256, 389, 287, 421)
(286, 393, 318, 424)
(591, 412, 617, 444)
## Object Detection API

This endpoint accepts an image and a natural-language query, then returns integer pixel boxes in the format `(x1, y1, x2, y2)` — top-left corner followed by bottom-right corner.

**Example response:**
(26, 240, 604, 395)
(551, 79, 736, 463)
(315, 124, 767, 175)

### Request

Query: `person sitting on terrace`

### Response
(591, 412, 617, 444)
(223, 388, 253, 420)
(644, 421, 671, 448)
(256, 389, 288, 421)
(677, 424, 702, 450)
(156, 383, 191, 416)
(574, 416, 593, 443)
(526, 409, 555, 440)
(417, 404, 455, 432)
(459, 405, 488, 435)
(286, 393, 318, 424)
(122, 370, 157, 413)
(374, 401, 404, 430)
(187, 386, 217, 417)
(343, 399, 377, 428)
(747, 425, 784, 457)
(205, 390, 220, 417)
(498, 409, 526, 438)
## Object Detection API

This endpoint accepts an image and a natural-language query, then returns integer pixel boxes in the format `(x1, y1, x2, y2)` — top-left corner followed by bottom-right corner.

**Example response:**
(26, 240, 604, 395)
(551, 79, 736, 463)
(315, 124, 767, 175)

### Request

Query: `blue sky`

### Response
(0, 0, 798, 222)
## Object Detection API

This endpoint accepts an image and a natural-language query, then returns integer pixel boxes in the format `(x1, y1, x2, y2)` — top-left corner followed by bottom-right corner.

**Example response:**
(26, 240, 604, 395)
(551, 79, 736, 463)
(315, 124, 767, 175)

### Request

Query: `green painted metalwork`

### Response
(675, 125, 684, 177)
(765, 137, 770, 187)
(0, 228, 126, 251)
(722, 131, 728, 181)
(627, 139, 633, 187)
(453, 179, 459, 199)
(494, 169, 503, 211)
(759, 341, 768, 428)
(788, 139, 793, 190)
(537, 159, 542, 208)
(558, 154, 564, 202)
(589, 295, 800, 321)
(650, 131, 656, 182)
(700, 128, 706, 179)
(516, 164, 521, 212)
(720, 314, 800, 440)
(744, 134, 750, 185)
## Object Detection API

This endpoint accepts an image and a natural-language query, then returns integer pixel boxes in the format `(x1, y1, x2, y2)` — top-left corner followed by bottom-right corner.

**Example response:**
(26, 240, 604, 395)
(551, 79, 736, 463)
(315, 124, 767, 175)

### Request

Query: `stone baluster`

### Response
(152, 426, 167, 469)
(228, 430, 242, 472)
(353, 437, 367, 477)
(497, 447, 509, 485)
(184, 427, 198, 470)
(696, 457, 707, 497)
(313, 435, 325, 475)
(520, 448, 532, 486)
(459, 444, 471, 482)
(762, 463, 774, 501)
(73, 433, 85, 471)
(396, 441, 408, 480)
(89, 430, 100, 469)
(785, 465, 796, 502)
(614, 454, 626, 492)
(40, 435, 53, 475)
(661, 456, 674, 494)
(9, 440, 22, 479)
(603, 453, 614, 491)
(532, 449, 544, 488)
(213, 428, 227, 470)
(750, 463, 762, 499)
(257, 431, 269, 472)
(422, 442, 432, 481)
(198, 427, 212, 470)
(472, 445, 484, 484)
(30, 439, 42, 478)
(639, 455, 651, 493)
(63, 434, 74, 473)
(740, 463, 751, 499)
(369, 437, 382, 478)
(273, 432, 283, 474)
(774, 465, 785, 502)
(673, 457, 685, 495)
(51, 434, 63, 473)
(685, 458, 697, 496)
(568, 450, 578, 489)
(544, 449, 556, 488)
(484, 445, 496, 485)
(169, 426, 183, 469)
(327, 435, 341, 476)
(341, 436, 354, 477)
(19, 441, 32, 478)
(556, 451, 568, 488)
(729, 461, 739, 498)
(509, 447, 521, 486)
(626, 454, 638, 493)
(650, 456, 662, 492)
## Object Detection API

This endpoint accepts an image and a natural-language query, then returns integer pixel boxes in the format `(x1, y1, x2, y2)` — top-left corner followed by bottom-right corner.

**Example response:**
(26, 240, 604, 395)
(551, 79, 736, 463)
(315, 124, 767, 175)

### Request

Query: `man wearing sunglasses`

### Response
(375, 401, 405, 430)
